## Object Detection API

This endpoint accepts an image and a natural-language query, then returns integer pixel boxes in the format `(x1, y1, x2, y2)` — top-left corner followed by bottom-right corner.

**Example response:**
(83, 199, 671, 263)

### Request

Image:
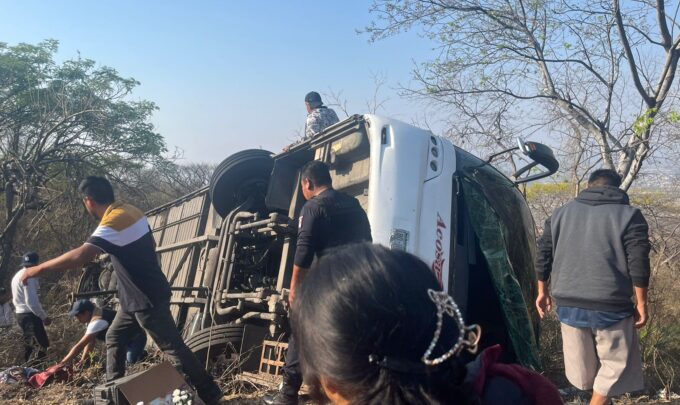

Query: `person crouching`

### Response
(59, 300, 146, 367)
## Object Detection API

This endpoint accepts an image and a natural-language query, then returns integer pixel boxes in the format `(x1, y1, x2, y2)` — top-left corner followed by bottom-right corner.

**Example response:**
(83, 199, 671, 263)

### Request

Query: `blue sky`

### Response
(0, 1, 439, 163)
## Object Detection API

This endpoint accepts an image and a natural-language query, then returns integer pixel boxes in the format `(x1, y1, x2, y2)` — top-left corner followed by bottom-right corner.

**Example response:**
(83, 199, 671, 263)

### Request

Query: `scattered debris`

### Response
(657, 388, 680, 401)
(95, 362, 202, 405)
(0, 366, 39, 384)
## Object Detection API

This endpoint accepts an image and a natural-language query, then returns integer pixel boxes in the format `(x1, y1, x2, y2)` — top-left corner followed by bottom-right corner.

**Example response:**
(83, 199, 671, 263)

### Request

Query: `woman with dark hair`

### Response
(291, 243, 562, 405)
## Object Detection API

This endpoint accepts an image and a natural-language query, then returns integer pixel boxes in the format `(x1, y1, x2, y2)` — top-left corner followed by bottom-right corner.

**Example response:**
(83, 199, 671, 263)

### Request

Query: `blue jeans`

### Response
(126, 331, 147, 364)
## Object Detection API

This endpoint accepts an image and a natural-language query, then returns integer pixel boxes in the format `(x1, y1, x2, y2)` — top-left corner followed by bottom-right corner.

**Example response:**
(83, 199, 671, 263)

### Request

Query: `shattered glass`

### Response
(456, 148, 542, 369)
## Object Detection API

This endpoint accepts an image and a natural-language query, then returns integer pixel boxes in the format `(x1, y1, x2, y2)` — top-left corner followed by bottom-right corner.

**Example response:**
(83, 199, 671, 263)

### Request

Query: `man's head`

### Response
(69, 299, 95, 324)
(79, 176, 115, 219)
(305, 91, 323, 113)
(587, 169, 622, 188)
(300, 160, 332, 200)
(21, 252, 39, 267)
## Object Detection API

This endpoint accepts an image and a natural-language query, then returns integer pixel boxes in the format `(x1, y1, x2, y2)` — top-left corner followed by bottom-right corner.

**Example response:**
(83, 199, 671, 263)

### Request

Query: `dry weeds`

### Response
(0, 188, 677, 403)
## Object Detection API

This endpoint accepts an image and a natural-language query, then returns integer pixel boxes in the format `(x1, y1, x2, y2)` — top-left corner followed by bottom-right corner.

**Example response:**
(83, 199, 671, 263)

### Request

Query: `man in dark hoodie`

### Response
(535, 169, 650, 405)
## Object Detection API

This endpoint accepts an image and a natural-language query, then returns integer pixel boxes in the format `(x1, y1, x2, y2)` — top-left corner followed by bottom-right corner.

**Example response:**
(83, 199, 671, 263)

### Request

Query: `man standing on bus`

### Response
(303, 91, 339, 140)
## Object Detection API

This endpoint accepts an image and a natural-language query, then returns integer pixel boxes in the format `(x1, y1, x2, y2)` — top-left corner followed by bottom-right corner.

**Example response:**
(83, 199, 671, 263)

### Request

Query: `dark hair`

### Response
(79, 176, 115, 205)
(300, 160, 332, 188)
(588, 169, 622, 187)
(292, 243, 478, 404)
(305, 91, 323, 108)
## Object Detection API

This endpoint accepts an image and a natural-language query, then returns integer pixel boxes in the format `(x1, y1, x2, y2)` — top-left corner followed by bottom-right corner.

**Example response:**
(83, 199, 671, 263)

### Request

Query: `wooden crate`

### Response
(259, 339, 288, 376)
(236, 339, 308, 394)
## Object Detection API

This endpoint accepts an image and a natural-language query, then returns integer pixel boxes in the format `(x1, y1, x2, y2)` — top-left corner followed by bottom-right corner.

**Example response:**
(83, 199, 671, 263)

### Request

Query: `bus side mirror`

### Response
(512, 139, 559, 184)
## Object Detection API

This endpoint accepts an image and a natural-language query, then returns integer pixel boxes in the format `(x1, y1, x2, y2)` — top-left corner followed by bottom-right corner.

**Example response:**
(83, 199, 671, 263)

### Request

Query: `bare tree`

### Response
(365, 0, 680, 189)
(325, 71, 391, 118)
(124, 161, 216, 210)
(325, 89, 351, 118)
(366, 71, 391, 114)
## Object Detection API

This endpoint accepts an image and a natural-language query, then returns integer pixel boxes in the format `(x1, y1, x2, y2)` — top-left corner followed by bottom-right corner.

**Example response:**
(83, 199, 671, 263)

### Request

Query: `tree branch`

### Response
(614, 0, 655, 107)
(657, 0, 673, 49)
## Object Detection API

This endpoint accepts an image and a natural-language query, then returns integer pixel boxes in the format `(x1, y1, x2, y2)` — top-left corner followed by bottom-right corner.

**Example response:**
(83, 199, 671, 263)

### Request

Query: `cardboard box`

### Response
(93, 362, 204, 405)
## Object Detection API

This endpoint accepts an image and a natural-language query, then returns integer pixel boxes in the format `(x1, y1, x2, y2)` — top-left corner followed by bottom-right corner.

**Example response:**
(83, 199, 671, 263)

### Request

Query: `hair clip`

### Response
(421, 289, 481, 366)
(368, 354, 428, 374)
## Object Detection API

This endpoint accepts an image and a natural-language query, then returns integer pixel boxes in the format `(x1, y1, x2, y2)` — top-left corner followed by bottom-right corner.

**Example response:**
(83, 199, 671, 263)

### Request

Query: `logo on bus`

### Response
(432, 212, 446, 286)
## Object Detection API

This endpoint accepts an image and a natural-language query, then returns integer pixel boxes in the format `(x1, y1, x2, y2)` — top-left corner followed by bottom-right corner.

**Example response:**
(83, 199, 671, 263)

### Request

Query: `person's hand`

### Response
(21, 266, 40, 285)
(288, 287, 296, 308)
(535, 293, 552, 319)
(42, 317, 52, 326)
(634, 302, 649, 329)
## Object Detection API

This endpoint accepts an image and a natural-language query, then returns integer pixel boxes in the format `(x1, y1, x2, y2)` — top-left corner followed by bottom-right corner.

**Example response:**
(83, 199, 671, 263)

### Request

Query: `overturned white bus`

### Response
(76, 114, 559, 378)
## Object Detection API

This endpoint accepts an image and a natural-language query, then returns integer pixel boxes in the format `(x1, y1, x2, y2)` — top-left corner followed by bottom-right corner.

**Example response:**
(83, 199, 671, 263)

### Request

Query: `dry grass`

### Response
(1, 187, 677, 404)
(537, 255, 680, 403)
(0, 274, 99, 404)
(1, 272, 677, 404)
(0, 382, 91, 404)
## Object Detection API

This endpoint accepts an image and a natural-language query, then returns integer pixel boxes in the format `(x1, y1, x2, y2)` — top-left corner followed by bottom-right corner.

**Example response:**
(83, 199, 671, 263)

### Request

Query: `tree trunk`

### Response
(0, 208, 23, 286)
(619, 138, 651, 191)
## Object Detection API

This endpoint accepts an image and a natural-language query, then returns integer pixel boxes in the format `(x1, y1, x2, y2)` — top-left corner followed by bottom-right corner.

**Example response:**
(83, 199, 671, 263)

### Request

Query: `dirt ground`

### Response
(1, 310, 678, 405)
(0, 378, 679, 404)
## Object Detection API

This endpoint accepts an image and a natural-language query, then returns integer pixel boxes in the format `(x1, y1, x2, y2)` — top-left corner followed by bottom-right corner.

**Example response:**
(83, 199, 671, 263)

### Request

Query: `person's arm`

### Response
(634, 286, 649, 328)
(24, 278, 48, 321)
(60, 333, 96, 365)
(21, 244, 101, 284)
(78, 339, 96, 365)
(535, 217, 553, 282)
(623, 210, 651, 329)
(289, 265, 308, 307)
(623, 211, 651, 288)
(535, 217, 553, 319)
(536, 280, 552, 319)
(290, 204, 319, 306)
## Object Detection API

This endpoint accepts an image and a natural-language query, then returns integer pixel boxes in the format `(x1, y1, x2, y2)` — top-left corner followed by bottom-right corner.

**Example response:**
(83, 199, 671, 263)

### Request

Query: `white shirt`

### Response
(0, 302, 13, 327)
(11, 268, 48, 320)
(85, 319, 109, 336)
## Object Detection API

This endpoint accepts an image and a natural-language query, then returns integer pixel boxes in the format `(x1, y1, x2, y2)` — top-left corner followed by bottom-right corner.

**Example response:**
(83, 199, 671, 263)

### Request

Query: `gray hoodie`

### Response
(535, 186, 651, 312)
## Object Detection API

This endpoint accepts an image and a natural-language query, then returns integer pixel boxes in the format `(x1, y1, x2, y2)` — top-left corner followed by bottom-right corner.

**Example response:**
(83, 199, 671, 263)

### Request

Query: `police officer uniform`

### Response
(278, 188, 372, 402)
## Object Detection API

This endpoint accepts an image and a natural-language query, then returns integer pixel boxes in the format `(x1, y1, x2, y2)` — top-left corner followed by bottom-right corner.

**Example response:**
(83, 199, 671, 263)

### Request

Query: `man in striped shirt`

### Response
(21, 176, 223, 405)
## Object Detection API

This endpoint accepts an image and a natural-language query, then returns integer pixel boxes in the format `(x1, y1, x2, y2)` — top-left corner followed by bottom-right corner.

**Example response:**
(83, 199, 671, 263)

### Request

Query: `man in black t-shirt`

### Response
(263, 161, 372, 405)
